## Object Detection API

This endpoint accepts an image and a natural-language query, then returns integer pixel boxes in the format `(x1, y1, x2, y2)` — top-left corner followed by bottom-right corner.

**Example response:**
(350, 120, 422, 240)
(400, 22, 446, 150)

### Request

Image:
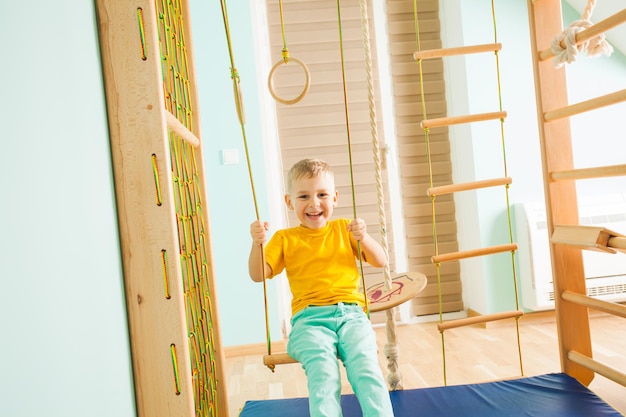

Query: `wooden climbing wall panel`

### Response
(528, 0, 626, 387)
(96, 0, 229, 416)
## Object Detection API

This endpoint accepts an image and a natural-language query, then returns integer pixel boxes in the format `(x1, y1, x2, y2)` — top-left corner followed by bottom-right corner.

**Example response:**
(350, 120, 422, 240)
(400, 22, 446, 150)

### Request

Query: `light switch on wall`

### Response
(221, 148, 239, 165)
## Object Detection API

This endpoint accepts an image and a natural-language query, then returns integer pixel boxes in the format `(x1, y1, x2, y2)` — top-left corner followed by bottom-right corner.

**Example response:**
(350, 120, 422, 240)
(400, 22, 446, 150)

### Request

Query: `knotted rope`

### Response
(551, 0, 613, 67)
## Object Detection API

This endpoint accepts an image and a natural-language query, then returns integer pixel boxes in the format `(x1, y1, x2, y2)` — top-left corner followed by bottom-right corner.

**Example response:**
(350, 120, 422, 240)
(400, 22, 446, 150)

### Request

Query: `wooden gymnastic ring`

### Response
(267, 56, 311, 105)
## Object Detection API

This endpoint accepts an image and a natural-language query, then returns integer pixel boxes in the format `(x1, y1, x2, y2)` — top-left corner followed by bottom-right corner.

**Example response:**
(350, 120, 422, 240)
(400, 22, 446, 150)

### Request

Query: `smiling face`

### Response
(285, 172, 338, 229)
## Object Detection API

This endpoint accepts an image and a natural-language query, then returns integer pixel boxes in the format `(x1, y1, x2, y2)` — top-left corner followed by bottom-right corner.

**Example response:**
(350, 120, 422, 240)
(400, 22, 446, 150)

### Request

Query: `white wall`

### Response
(0, 2, 135, 416)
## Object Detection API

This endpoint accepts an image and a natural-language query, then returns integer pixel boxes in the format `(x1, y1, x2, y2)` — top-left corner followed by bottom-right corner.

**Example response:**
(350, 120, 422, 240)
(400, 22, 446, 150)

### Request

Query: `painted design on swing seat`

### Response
(366, 273, 427, 313)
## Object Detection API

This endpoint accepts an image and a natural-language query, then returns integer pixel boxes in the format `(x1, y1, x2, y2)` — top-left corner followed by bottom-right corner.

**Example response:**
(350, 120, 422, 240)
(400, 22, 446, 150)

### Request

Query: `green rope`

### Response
(491, 0, 524, 377)
(278, 0, 290, 62)
(413, 0, 447, 386)
(219, 0, 273, 368)
(335, 0, 370, 317)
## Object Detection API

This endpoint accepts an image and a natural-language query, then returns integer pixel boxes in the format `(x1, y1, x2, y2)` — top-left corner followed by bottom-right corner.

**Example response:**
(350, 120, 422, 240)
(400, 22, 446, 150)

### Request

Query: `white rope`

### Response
(551, 0, 613, 67)
(383, 338, 401, 389)
(358, 0, 403, 391)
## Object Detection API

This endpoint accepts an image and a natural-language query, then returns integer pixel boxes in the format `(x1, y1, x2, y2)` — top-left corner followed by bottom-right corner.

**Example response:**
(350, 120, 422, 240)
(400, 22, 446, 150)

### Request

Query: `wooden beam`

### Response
(96, 1, 229, 415)
(263, 353, 298, 366)
(432, 243, 517, 264)
(550, 164, 626, 181)
(608, 236, 626, 252)
(414, 43, 502, 60)
(165, 111, 200, 148)
(96, 0, 197, 414)
(568, 350, 626, 387)
(428, 177, 512, 197)
(544, 89, 626, 122)
(527, 0, 593, 385)
(437, 310, 523, 331)
(561, 291, 626, 318)
(421, 111, 506, 129)
(551, 225, 623, 253)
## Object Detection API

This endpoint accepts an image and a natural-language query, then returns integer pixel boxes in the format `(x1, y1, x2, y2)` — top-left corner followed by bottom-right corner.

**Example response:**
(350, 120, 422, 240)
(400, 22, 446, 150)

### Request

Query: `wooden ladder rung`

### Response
(544, 89, 626, 122)
(165, 110, 201, 148)
(421, 111, 506, 129)
(550, 164, 626, 181)
(539, 9, 626, 61)
(432, 243, 517, 264)
(561, 290, 626, 318)
(608, 236, 626, 252)
(437, 309, 524, 331)
(568, 350, 626, 387)
(551, 224, 624, 253)
(428, 177, 512, 197)
(414, 43, 502, 60)
(263, 353, 298, 366)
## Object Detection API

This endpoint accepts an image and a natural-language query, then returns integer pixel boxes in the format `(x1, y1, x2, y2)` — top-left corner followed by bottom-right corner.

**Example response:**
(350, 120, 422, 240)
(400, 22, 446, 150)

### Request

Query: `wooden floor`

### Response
(224, 310, 626, 417)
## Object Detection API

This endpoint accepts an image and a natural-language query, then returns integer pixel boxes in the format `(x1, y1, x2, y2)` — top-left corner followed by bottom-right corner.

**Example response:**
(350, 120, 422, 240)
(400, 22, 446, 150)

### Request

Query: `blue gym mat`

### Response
(238, 373, 622, 416)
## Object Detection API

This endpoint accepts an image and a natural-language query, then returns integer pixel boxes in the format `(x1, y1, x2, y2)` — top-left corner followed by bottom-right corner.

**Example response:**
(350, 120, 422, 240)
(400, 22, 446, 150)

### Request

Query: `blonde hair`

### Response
(286, 159, 334, 193)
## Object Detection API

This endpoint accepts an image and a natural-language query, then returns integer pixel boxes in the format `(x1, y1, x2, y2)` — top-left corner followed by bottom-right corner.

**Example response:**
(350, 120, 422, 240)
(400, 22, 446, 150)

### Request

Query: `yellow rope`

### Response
(335, 0, 369, 318)
(412, 0, 448, 386)
(219, 0, 274, 370)
(490, 0, 525, 377)
(278, 0, 289, 62)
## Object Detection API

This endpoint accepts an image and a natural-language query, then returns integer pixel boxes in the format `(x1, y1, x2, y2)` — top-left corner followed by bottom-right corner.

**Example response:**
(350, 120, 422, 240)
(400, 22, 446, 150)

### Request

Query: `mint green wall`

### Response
(0, 1, 278, 415)
(0, 2, 135, 416)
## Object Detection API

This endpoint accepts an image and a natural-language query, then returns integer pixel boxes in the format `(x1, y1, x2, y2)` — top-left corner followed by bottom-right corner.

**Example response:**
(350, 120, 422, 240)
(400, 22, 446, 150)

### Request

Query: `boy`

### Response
(249, 158, 395, 417)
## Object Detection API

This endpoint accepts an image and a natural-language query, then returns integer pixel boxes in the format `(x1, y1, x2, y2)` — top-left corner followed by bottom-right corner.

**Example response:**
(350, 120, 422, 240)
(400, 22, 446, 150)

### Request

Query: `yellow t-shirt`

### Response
(265, 218, 365, 315)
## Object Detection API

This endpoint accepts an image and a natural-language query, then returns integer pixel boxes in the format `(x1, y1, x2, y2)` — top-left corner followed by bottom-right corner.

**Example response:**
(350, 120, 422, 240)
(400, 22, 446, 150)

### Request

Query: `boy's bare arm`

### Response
(249, 220, 272, 282)
(248, 244, 269, 282)
(348, 218, 388, 268)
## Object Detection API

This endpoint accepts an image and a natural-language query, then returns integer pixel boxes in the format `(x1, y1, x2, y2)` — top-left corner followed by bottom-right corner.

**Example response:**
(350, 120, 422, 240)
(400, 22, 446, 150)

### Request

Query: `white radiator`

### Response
(515, 194, 626, 311)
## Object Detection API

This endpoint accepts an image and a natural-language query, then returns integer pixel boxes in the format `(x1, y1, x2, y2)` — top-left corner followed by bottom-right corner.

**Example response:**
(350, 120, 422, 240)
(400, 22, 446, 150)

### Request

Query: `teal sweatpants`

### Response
(287, 302, 395, 417)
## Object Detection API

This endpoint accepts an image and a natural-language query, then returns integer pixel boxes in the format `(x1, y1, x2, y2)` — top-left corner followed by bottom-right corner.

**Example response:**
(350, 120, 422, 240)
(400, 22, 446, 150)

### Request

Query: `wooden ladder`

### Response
(527, 0, 626, 387)
(414, 4, 524, 383)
